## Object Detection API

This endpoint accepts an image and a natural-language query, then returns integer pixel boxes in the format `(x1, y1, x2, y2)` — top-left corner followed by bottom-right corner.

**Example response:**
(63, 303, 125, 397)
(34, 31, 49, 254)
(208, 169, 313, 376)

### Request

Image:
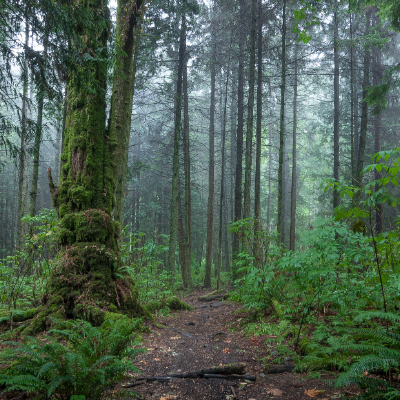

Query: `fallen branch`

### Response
(122, 364, 254, 387)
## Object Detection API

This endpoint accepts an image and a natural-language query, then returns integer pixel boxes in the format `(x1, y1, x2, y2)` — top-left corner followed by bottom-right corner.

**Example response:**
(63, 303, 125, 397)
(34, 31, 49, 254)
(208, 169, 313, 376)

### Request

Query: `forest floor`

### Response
(129, 290, 351, 400)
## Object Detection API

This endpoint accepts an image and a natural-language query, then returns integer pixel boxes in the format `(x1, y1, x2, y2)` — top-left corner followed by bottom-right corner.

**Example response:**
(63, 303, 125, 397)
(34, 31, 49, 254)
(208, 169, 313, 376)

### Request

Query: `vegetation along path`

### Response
(128, 290, 346, 400)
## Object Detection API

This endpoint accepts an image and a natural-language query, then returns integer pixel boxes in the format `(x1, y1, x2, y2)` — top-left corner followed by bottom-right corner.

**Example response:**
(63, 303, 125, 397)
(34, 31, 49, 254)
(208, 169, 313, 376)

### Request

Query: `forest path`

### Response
(130, 290, 341, 400)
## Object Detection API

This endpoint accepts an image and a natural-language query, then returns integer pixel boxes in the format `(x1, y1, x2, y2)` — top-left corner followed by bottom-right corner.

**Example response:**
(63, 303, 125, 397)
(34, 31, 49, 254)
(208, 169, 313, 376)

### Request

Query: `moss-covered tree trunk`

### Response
(111, 0, 144, 227)
(33, 0, 143, 333)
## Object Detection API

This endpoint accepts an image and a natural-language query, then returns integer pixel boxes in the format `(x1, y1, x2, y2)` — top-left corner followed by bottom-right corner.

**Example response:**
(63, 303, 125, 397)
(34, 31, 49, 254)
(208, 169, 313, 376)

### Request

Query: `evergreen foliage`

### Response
(0, 318, 144, 400)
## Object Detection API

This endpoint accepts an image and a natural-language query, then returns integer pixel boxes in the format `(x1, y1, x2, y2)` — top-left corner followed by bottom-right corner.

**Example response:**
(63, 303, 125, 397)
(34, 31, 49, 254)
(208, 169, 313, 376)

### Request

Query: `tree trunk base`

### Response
(21, 243, 146, 334)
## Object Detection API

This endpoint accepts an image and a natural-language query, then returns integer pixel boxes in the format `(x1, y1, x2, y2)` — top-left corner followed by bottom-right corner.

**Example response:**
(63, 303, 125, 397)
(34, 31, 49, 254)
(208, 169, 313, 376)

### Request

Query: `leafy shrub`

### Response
(0, 209, 58, 309)
(0, 318, 145, 400)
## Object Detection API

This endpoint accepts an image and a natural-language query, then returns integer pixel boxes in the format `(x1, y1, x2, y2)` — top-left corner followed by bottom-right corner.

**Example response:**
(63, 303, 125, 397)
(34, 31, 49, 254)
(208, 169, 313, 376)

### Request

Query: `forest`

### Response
(0, 0, 400, 399)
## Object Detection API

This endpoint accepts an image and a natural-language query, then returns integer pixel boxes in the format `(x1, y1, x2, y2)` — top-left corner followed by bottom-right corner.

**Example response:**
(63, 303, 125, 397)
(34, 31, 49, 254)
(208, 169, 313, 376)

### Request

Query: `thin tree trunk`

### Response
(178, 186, 188, 287)
(333, 6, 340, 212)
(373, 9, 383, 233)
(289, 42, 298, 251)
(30, 28, 49, 231)
(204, 7, 216, 288)
(356, 8, 371, 193)
(277, 0, 286, 244)
(218, 33, 232, 288)
(167, 17, 186, 274)
(183, 34, 193, 289)
(267, 123, 272, 231)
(254, 0, 263, 263)
(135, 131, 141, 232)
(16, 9, 30, 250)
(232, 0, 245, 276)
(243, 0, 257, 220)
(350, 10, 355, 185)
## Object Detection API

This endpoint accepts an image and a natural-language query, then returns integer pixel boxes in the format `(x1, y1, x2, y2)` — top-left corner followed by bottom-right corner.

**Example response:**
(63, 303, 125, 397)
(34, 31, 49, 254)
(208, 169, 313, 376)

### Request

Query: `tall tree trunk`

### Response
(232, 0, 245, 277)
(373, 9, 383, 233)
(354, 91, 359, 171)
(16, 8, 30, 250)
(183, 35, 193, 289)
(350, 10, 355, 185)
(110, 0, 144, 227)
(30, 28, 49, 232)
(135, 131, 141, 232)
(167, 17, 186, 274)
(356, 8, 371, 193)
(230, 70, 236, 262)
(204, 8, 216, 288)
(267, 122, 272, 231)
(289, 42, 298, 251)
(218, 33, 232, 288)
(277, 0, 286, 244)
(243, 0, 257, 220)
(333, 6, 340, 212)
(178, 187, 188, 286)
(254, 0, 263, 263)
(39, 0, 143, 334)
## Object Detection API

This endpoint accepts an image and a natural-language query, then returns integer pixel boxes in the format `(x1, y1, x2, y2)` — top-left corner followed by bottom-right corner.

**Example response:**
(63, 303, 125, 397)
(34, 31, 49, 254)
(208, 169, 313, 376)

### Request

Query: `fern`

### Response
(0, 318, 145, 400)
(298, 312, 400, 399)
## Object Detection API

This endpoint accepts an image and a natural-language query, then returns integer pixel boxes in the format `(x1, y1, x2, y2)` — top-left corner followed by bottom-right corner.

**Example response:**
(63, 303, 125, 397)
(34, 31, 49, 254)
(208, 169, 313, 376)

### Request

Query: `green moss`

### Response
(0, 308, 40, 323)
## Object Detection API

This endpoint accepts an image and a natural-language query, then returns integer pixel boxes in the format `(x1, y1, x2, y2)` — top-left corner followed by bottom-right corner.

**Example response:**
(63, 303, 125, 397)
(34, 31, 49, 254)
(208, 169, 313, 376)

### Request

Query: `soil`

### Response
(129, 290, 351, 400)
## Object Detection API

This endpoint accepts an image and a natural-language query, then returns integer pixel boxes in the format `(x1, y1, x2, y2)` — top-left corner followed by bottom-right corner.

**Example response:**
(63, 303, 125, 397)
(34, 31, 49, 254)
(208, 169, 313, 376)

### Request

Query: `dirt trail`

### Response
(131, 290, 343, 399)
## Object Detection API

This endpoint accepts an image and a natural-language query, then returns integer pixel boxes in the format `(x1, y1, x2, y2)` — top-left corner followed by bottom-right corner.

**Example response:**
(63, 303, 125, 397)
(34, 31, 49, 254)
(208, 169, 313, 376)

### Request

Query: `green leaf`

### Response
(71, 396, 86, 400)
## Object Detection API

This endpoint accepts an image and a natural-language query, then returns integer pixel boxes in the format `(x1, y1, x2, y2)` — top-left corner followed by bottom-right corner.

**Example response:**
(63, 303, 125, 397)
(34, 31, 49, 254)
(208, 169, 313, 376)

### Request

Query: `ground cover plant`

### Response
(0, 318, 144, 400)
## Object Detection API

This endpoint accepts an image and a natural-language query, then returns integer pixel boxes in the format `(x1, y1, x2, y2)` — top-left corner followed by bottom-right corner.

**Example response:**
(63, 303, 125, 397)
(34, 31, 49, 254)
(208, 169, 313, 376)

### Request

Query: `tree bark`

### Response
(277, 0, 286, 244)
(350, 10, 355, 185)
(232, 0, 245, 277)
(243, 0, 257, 220)
(356, 8, 371, 193)
(178, 187, 188, 287)
(183, 35, 193, 289)
(289, 42, 298, 251)
(333, 6, 340, 212)
(218, 32, 232, 288)
(167, 16, 186, 274)
(373, 9, 383, 233)
(16, 8, 30, 250)
(110, 0, 144, 228)
(204, 7, 216, 288)
(34, 0, 144, 334)
(254, 0, 263, 263)
(30, 28, 49, 231)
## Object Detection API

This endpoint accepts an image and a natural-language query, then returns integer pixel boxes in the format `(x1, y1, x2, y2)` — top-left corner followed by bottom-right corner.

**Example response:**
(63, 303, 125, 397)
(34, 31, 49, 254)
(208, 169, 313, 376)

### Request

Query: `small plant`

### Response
(0, 318, 145, 400)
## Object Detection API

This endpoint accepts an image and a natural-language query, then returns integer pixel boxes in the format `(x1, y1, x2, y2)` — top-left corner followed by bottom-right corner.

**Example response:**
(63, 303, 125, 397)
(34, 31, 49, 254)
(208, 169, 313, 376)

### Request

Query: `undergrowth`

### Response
(0, 318, 145, 400)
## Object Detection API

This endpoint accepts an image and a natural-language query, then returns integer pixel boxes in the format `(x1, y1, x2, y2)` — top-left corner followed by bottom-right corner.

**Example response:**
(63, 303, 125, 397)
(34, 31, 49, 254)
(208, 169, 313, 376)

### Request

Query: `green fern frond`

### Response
(0, 318, 144, 400)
